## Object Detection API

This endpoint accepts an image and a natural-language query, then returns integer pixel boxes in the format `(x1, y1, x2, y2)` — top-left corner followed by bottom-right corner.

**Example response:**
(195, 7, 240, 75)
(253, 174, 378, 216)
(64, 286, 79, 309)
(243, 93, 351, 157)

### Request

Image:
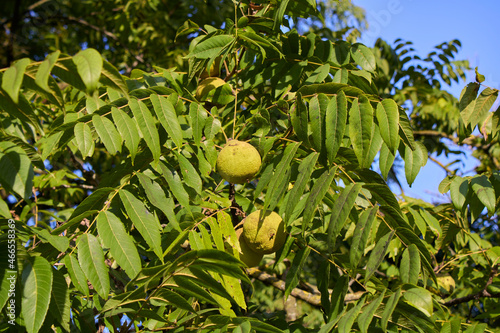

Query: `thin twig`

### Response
(443, 265, 499, 307)
(246, 267, 364, 307)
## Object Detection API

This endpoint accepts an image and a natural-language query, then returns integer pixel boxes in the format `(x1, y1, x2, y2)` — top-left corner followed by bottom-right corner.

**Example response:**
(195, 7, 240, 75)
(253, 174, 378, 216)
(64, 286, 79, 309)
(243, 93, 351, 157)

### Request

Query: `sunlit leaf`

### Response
(1, 58, 30, 103)
(376, 99, 399, 153)
(365, 230, 395, 281)
(0, 141, 34, 200)
(92, 114, 122, 154)
(111, 106, 140, 161)
(78, 234, 110, 298)
(350, 206, 378, 269)
(400, 244, 420, 285)
(119, 189, 163, 259)
(351, 43, 376, 72)
(21, 257, 52, 333)
(189, 35, 234, 59)
(128, 97, 161, 163)
(97, 211, 142, 279)
(349, 95, 374, 168)
(73, 48, 102, 94)
(35, 51, 60, 92)
(403, 287, 433, 317)
(327, 183, 362, 251)
(151, 94, 184, 148)
(325, 91, 347, 163)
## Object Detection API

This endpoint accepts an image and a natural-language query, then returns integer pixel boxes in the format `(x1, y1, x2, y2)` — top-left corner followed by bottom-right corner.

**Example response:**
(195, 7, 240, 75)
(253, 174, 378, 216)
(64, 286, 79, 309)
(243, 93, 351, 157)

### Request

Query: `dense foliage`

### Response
(0, 0, 499, 332)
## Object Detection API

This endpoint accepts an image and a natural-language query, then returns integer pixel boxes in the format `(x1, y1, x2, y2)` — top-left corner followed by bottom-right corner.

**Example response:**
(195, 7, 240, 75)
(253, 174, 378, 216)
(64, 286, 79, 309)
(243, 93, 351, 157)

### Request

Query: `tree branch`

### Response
(443, 265, 499, 307)
(246, 267, 364, 307)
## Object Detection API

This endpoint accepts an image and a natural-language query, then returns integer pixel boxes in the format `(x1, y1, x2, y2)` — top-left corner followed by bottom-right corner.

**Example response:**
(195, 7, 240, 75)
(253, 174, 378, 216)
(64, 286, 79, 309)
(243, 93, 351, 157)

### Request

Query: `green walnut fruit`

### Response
(242, 210, 286, 255)
(235, 228, 263, 267)
(216, 140, 261, 184)
(195, 77, 226, 101)
(200, 57, 221, 79)
(437, 275, 456, 295)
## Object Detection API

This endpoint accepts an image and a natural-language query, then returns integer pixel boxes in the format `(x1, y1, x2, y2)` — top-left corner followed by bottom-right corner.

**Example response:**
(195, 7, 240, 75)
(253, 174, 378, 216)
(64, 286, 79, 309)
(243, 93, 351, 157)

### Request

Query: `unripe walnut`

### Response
(216, 140, 261, 184)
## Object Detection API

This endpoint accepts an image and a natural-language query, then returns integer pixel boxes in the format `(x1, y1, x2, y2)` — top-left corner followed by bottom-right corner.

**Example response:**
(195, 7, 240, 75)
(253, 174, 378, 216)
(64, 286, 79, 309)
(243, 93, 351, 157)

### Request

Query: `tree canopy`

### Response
(0, 0, 499, 332)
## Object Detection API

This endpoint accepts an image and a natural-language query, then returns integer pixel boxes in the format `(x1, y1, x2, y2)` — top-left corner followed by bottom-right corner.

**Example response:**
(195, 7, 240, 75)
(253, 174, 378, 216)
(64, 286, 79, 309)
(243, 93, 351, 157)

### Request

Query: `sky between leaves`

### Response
(353, 0, 500, 202)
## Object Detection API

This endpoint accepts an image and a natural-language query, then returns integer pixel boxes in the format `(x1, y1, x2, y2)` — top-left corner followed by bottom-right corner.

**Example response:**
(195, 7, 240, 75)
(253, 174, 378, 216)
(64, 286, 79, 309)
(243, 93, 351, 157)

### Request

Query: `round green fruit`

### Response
(242, 210, 286, 255)
(235, 228, 263, 267)
(195, 77, 226, 101)
(437, 275, 455, 294)
(200, 58, 221, 79)
(216, 140, 261, 184)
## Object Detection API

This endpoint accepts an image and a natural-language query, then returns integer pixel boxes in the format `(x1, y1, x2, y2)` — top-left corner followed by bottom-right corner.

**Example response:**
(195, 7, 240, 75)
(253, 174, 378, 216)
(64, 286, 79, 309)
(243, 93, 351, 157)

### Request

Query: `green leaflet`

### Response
(189, 102, 207, 145)
(73, 48, 103, 94)
(327, 275, 349, 321)
(400, 244, 421, 285)
(21, 256, 53, 333)
(291, 93, 309, 145)
(0, 90, 42, 133)
(273, 0, 290, 30)
(188, 34, 234, 59)
(301, 167, 337, 232)
(262, 142, 301, 212)
(35, 51, 61, 92)
(100, 60, 129, 98)
(136, 172, 180, 231)
(325, 91, 347, 164)
(30, 228, 69, 252)
(379, 142, 396, 180)
(403, 287, 433, 317)
(332, 67, 348, 84)
(77, 234, 110, 299)
(0, 141, 34, 200)
(365, 230, 395, 281)
(151, 94, 184, 148)
(458, 82, 479, 127)
(159, 160, 192, 214)
(363, 122, 383, 168)
(74, 122, 95, 158)
(97, 211, 142, 279)
(376, 99, 400, 153)
(150, 289, 195, 312)
(64, 254, 89, 296)
(438, 175, 454, 194)
(403, 141, 427, 186)
(284, 246, 310, 300)
(398, 109, 416, 150)
(327, 183, 362, 251)
(1, 57, 30, 104)
(419, 208, 442, 238)
(470, 174, 496, 213)
(337, 294, 366, 333)
(119, 189, 163, 260)
(284, 152, 318, 225)
(176, 152, 203, 195)
(309, 93, 328, 155)
(350, 43, 376, 72)
(350, 206, 378, 269)
(358, 290, 385, 333)
(381, 288, 401, 331)
(468, 87, 498, 129)
(53, 187, 114, 235)
(128, 97, 161, 163)
(349, 95, 374, 168)
(450, 176, 469, 211)
(305, 64, 330, 85)
(92, 114, 122, 154)
(49, 268, 71, 332)
(111, 106, 140, 162)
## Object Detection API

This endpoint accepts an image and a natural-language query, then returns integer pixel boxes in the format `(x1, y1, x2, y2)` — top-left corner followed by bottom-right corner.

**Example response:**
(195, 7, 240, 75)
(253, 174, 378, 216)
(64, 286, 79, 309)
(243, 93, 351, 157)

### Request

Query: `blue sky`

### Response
(353, 0, 500, 202)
